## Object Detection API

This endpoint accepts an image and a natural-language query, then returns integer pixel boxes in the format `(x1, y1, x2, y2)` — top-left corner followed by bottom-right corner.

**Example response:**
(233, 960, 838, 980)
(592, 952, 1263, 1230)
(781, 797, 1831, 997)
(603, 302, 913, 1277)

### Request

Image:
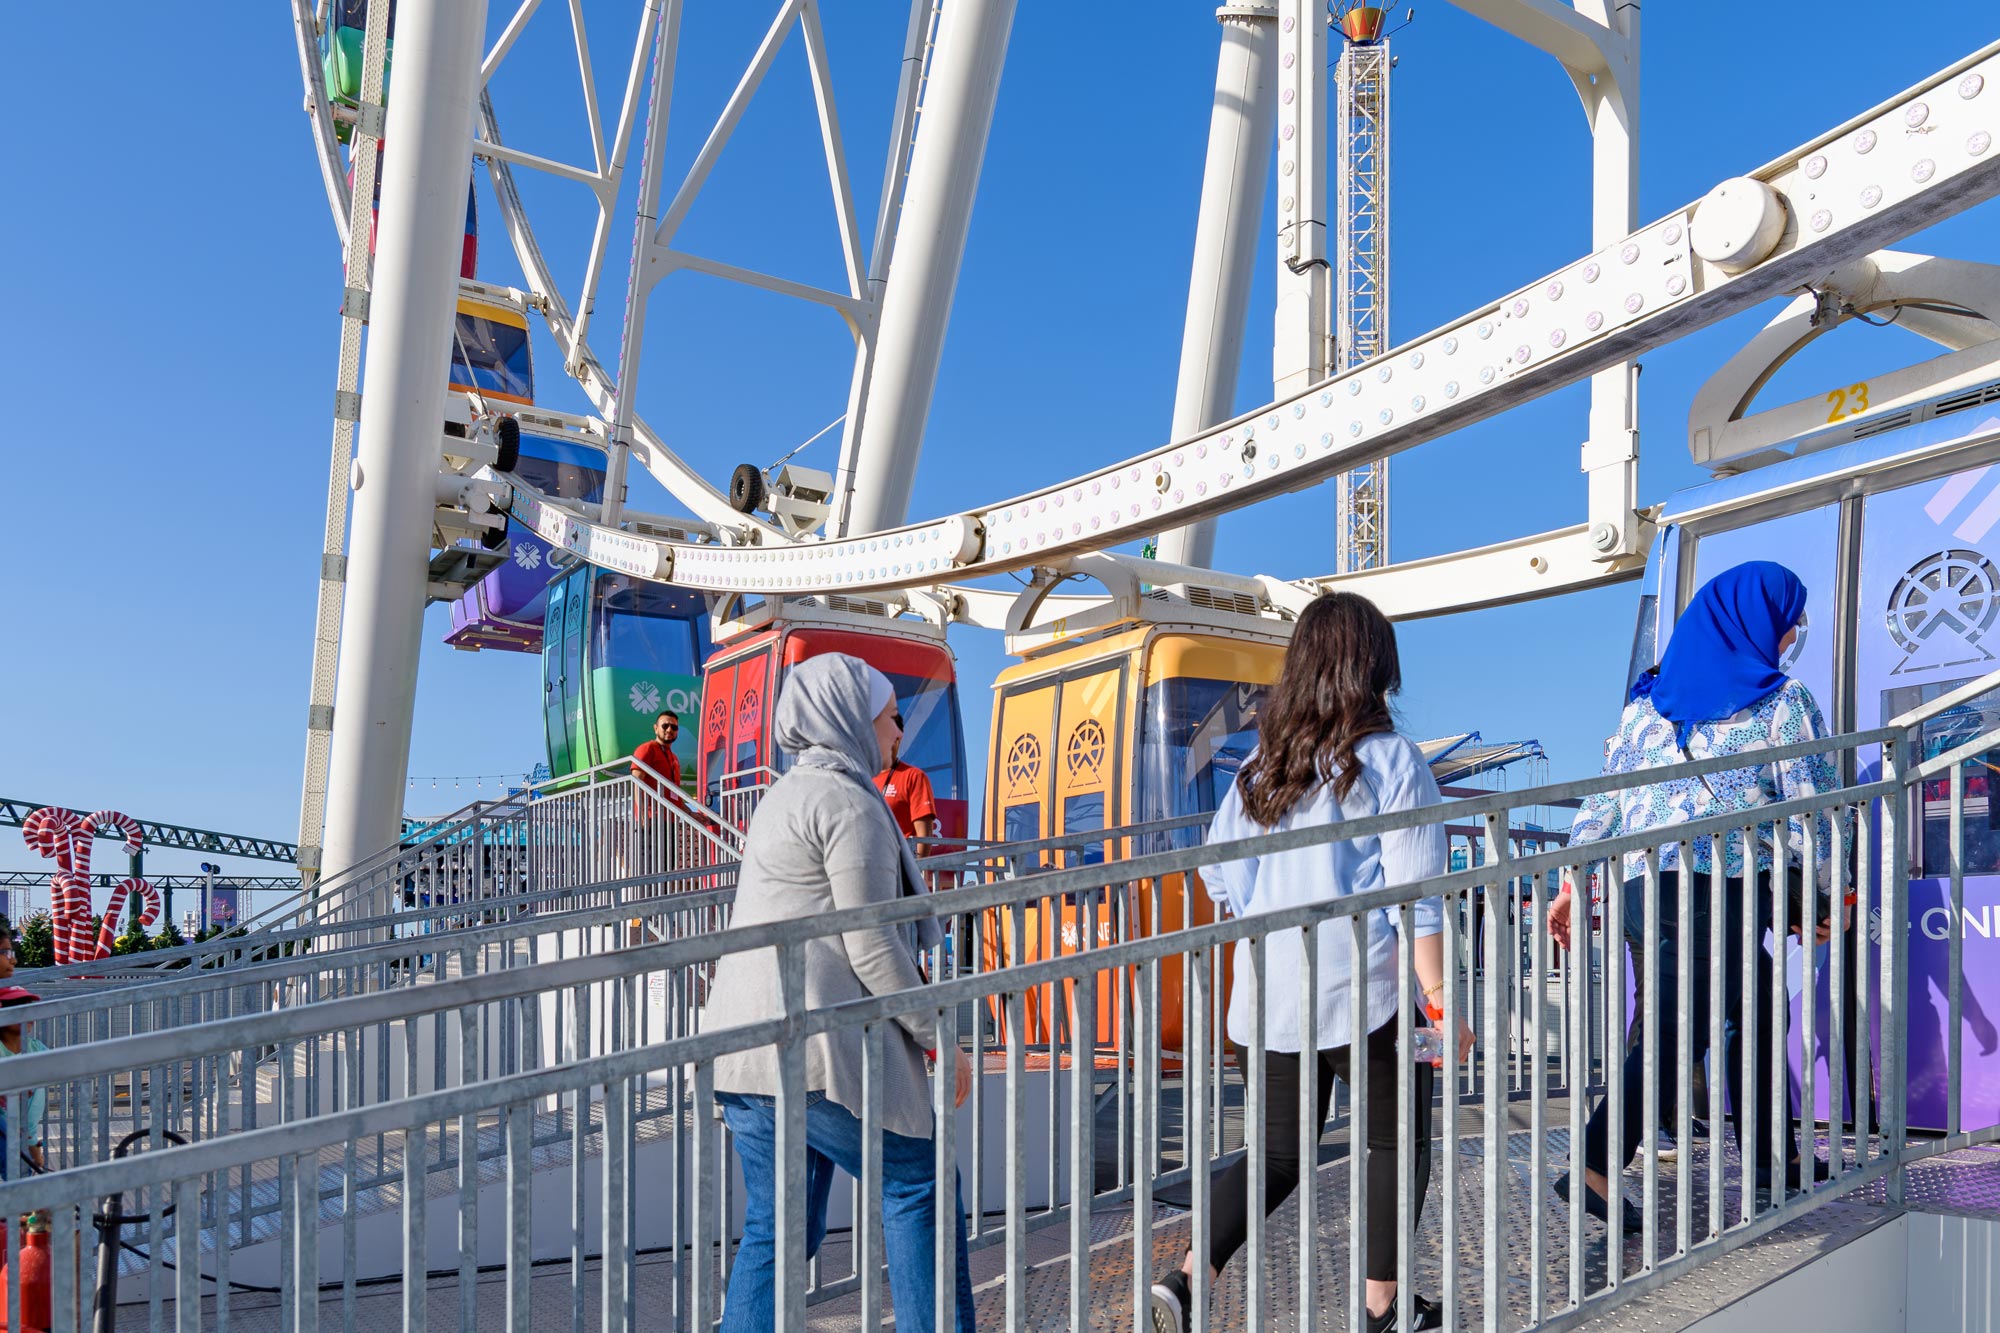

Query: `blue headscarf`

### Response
(1632, 560, 1807, 747)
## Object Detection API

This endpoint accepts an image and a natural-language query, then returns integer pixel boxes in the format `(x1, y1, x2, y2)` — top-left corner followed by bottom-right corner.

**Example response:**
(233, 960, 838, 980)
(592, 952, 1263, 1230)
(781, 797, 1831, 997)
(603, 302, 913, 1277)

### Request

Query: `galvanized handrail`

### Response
(12, 676, 1999, 1332)
(0, 718, 1928, 1332)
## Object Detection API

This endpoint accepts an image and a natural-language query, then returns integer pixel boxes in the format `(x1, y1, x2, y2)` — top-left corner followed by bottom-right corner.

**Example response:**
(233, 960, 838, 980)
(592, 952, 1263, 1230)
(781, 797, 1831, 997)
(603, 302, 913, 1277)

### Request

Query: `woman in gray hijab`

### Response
(703, 653, 975, 1333)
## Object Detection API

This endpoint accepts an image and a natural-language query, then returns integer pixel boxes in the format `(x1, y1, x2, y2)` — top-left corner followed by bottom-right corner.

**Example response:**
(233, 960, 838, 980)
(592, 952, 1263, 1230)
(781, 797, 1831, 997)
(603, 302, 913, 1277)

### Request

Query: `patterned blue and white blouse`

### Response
(1568, 677, 1842, 885)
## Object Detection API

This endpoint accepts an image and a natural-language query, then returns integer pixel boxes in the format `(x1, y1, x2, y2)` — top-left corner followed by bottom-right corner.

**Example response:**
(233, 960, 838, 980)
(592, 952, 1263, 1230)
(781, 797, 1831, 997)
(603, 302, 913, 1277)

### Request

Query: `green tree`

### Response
(16, 913, 52, 970)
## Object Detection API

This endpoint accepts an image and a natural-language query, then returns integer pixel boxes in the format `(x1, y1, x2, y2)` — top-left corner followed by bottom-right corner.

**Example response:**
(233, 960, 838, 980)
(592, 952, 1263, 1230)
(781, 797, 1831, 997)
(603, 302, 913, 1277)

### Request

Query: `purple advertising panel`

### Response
(207, 887, 245, 933)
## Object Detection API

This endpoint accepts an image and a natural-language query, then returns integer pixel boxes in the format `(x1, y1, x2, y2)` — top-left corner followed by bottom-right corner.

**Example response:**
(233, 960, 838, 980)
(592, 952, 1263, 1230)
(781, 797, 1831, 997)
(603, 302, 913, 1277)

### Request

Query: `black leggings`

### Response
(1209, 1021, 1434, 1282)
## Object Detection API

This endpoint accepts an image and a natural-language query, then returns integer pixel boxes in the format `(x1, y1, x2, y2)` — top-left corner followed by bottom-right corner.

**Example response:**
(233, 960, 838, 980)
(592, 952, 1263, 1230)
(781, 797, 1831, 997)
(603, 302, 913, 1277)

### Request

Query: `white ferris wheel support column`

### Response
(320, 0, 492, 884)
(833, 0, 1018, 538)
(1452, 0, 1642, 559)
(1153, 3, 1279, 570)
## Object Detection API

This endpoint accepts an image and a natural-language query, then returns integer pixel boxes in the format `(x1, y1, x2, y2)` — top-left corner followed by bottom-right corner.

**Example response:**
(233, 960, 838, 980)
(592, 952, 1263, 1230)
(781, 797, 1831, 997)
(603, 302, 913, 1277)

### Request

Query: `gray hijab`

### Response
(774, 654, 941, 948)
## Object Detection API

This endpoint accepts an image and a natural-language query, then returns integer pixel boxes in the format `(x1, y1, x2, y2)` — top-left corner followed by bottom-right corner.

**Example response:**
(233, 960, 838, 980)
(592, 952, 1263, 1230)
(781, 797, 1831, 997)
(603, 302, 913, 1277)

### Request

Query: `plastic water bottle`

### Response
(1412, 1027, 1447, 1067)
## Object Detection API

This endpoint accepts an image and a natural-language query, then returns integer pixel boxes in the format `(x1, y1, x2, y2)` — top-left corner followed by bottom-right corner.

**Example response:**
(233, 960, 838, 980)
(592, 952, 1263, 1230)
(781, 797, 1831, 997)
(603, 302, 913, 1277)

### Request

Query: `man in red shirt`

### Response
(630, 711, 682, 882)
(871, 708, 938, 844)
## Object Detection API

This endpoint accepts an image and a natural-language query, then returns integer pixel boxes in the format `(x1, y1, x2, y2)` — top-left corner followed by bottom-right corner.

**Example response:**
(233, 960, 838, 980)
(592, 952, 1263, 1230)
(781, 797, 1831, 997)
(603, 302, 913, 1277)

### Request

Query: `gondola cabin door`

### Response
(698, 641, 777, 825)
(989, 652, 1130, 1048)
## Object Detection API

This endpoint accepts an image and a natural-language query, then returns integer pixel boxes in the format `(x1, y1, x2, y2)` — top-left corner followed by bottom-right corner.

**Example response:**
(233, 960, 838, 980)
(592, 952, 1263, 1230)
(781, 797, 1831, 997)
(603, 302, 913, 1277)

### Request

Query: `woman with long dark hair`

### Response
(1150, 592, 1470, 1333)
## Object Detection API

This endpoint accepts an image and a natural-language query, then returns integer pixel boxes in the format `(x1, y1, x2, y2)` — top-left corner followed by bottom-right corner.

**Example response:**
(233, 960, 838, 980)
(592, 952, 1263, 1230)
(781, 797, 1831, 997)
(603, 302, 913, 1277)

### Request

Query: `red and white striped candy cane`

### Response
(94, 878, 158, 959)
(21, 807, 81, 874)
(51, 871, 91, 966)
(80, 811, 143, 868)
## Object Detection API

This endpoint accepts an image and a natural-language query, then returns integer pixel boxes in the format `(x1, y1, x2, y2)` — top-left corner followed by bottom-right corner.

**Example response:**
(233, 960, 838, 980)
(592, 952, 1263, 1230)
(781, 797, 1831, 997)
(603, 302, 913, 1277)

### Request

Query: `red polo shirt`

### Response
(873, 761, 938, 838)
(632, 740, 682, 816)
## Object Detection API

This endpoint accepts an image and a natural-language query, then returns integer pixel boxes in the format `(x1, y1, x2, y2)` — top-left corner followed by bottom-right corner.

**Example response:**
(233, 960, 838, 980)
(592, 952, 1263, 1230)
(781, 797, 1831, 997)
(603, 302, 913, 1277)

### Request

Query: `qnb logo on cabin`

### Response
(1065, 719, 1107, 781)
(626, 682, 695, 716)
(1886, 549, 2000, 675)
(1059, 920, 1116, 950)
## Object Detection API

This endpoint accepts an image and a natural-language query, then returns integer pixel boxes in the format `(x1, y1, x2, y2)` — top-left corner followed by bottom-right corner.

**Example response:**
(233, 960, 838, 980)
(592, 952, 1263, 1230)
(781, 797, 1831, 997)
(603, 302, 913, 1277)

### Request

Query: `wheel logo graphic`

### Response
(1780, 609, 1808, 672)
(1065, 719, 1107, 779)
(1005, 734, 1042, 792)
(512, 541, 542, 571)
(704, 699, 728, 742)
(1887, 548, 2000, 673)
(736, 691, 762, 734)
(628, 682, 661, 714)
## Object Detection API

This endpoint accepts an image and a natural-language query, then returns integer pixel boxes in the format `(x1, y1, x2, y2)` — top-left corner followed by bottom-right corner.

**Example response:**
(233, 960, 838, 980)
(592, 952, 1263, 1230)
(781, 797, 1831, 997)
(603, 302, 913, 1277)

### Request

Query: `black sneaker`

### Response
(1149, 1269, 1191, 1333)
(1366, 1293, 1444, 1332)
(1555, 1170, 1644, 1233)
(1755, 1157, 1836, 1194)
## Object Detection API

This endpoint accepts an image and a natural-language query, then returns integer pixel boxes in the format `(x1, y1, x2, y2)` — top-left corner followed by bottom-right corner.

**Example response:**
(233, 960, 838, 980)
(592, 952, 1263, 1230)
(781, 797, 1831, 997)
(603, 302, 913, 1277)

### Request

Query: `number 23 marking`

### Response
(1827, 381, 1871, 422)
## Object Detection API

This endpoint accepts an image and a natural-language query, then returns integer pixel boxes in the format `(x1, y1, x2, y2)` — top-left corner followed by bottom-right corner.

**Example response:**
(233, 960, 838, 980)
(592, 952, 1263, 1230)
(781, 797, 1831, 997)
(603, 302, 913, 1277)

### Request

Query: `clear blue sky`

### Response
(3, 5, 1996, 883)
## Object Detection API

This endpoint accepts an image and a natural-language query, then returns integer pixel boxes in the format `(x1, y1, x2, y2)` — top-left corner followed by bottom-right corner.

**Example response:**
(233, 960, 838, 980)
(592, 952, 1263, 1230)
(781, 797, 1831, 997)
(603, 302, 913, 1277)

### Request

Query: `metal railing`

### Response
(2, 675, 1995, 1331)
(27, 760, 743, 987)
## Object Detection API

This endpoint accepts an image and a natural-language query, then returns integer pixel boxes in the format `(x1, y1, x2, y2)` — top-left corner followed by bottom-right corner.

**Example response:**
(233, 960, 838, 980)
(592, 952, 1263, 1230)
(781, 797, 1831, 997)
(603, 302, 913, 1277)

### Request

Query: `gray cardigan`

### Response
(700, 765, 941, 1140)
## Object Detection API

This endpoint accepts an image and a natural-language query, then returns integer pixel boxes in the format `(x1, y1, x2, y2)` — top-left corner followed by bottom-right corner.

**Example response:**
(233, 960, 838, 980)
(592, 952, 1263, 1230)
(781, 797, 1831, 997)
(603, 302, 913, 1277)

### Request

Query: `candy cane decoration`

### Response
(20, 807, 153, 965)
(21, 807, 80, 873)
(93, 878, 160, 960)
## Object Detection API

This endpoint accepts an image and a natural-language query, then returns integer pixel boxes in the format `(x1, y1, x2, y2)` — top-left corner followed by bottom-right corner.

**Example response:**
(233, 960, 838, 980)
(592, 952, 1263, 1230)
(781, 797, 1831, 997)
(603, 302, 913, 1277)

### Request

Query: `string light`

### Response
(407, 771, 535, 790)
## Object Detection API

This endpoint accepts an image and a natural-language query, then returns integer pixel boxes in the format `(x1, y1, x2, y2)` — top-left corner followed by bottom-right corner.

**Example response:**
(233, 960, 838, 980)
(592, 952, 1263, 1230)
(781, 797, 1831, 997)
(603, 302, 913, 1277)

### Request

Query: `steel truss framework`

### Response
(0, 799, 300, 865)
(1333, 34, 1390, 574)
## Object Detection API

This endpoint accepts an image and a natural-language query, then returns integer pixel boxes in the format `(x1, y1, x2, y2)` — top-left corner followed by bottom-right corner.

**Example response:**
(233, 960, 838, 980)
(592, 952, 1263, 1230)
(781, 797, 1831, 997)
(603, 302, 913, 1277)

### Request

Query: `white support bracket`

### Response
(1690, 249, 2000, 470)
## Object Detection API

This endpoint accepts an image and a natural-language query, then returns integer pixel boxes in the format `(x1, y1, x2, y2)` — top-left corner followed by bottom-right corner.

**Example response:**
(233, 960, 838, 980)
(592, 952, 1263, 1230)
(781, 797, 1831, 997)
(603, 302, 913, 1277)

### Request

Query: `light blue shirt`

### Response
(1206, 732, 1446, 1053)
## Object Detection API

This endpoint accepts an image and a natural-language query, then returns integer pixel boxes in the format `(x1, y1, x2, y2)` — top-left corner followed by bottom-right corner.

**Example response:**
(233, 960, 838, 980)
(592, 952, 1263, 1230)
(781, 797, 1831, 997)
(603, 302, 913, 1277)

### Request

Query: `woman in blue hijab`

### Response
(1546, 561, 1843, 1230)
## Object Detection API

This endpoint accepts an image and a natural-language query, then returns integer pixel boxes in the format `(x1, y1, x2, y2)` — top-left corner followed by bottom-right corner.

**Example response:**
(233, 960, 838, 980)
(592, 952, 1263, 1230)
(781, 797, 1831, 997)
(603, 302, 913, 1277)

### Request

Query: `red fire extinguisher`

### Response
(0, 1222, 53, 1333)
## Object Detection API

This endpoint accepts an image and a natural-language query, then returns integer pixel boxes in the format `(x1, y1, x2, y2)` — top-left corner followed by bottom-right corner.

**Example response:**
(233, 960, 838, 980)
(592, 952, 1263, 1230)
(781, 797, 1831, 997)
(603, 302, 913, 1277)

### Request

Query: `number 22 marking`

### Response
(1826, 381, 1871, 422)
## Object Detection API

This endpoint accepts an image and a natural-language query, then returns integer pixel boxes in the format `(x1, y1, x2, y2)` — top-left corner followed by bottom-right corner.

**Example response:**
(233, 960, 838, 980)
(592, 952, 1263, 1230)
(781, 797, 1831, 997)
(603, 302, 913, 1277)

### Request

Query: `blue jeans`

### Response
(719, 1091, 975, 1333)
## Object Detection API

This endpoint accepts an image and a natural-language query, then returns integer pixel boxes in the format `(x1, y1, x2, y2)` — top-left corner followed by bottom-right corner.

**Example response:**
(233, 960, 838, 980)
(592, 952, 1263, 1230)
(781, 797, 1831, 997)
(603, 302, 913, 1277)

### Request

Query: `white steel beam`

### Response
(1307, 522, 1649, 620)
(1154, 3, 1279, 569)
(599, 0, 681, 529)
(1275, 0, 1332, 398)
(834, 0, 1019, 537)
(514, 41, 2000, 605)
(321, 0, 491, 884)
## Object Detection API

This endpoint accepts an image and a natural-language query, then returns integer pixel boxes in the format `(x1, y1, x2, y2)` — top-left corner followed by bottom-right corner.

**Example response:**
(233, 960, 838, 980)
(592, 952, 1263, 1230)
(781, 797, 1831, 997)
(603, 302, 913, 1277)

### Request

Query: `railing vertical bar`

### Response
(1188, 892, 1212, 1333)
(691, 1059, 718, 1333)
(1567, 862, 1588, 1308)
(1441, 886, 1462, 1328)
(1071, 885, 1099, 1333)
(1639, 846, 1659, 1273)
(1674, 839, 1693, 1261)
(1708, 844, 1726, 1243)
(1244, 931, 1267, 1333)
(858, 1022, 885, 1333)
(773, 942, 808, 1333)
(1883, 735, 1911, 1206)
(1529, 867, 1548, 1323)
(1605, 852, 1625, 1287)
(1397, 905, 1416, 1333)
(1297, 920, 1319, 1333)
(506, 1101, 532, 1333)
(1481, 814, 1508, 1332)
(1770, 811, 1792, 1215)
(1950, 760, 1965, 1139)
(174, 1177, 201, 1333)
(1348, 912, 1370, 1333)
(1739, 825, 1757, 1226)
(1799, 815, 1821, 1197)
(940, 997, 968, 1333)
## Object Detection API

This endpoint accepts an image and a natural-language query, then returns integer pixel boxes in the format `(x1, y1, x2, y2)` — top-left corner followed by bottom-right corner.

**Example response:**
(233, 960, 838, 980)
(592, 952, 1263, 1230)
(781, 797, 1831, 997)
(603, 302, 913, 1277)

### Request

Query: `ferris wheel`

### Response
(287, 0, 2000, 882)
